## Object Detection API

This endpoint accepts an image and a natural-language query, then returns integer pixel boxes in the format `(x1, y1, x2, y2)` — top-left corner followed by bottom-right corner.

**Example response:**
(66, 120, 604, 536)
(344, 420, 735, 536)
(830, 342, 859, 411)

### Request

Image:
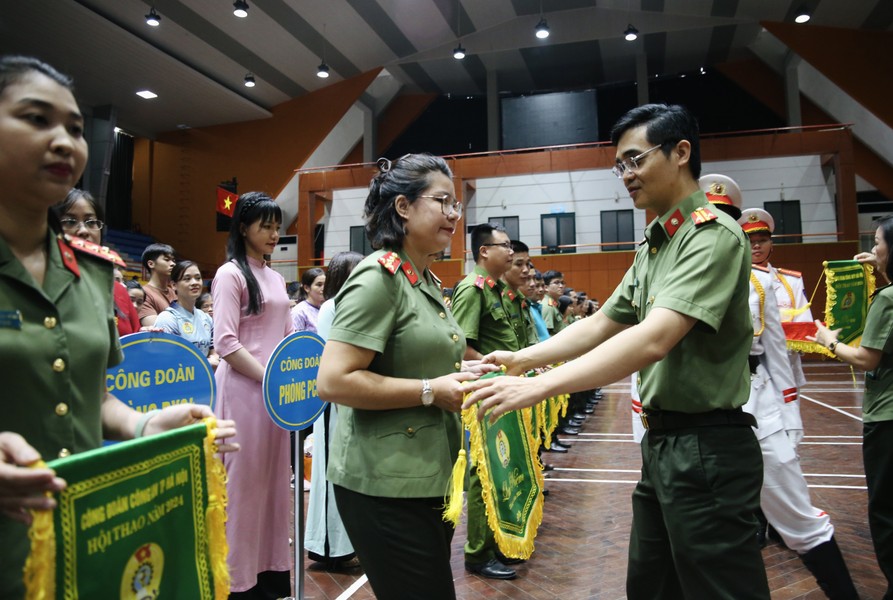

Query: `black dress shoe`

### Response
(543, 463, 555, 471)
(559, 426, 580, 435)
(567, 418, 584, 427)
(573, 412, 587, 420)
(547, 442, 568, 453)
(584, 406, 595, 414)
(465, 559, 517, 580)
(553, 439, 571, 448)
(496, 550, 527, 565)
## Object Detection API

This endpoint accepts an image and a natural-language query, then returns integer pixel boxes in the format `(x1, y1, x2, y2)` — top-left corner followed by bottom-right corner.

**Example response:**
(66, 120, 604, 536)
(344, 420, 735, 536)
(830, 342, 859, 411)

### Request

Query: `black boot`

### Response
(799, 537, 859, 600)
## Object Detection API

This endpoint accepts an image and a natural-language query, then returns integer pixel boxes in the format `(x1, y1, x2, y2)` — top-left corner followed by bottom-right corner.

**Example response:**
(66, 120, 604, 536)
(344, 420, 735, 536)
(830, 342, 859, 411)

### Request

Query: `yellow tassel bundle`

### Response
(24, 461, 55, 600)
(203, 417, 231, 599)
(442, 448, 467, 526)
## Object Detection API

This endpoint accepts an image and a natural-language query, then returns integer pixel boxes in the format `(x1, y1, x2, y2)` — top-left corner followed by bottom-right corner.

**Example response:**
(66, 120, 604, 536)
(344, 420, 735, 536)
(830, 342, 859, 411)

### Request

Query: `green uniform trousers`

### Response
(464, 464, 497, 563)
(863, 420, 893, 599)
(627, 424, 770, 600)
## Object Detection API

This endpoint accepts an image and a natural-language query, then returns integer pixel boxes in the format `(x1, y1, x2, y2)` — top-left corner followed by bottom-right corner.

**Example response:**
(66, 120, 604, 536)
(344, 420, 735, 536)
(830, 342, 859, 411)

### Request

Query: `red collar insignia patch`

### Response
(57, 236, 80, 277)
(664, 209, 685, 238)
(400, 260, 419, 285)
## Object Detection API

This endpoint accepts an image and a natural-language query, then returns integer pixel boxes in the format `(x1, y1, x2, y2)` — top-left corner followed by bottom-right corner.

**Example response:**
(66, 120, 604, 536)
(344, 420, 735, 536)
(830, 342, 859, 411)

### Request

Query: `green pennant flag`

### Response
(462, 371, 544, 560)
(824, 260, 875, 346)
(24, 420, 229, 599)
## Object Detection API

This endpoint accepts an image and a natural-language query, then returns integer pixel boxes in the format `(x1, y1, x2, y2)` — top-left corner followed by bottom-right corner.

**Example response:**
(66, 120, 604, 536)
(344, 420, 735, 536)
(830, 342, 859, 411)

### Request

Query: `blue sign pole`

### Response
(262, 332, 327, 600)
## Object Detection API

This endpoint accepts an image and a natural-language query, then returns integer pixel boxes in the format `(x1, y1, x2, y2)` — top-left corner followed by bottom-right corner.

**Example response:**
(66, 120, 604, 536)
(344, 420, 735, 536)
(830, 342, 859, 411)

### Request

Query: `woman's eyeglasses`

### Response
(419, 194, 463, 218)
(60, 218, 104, 231)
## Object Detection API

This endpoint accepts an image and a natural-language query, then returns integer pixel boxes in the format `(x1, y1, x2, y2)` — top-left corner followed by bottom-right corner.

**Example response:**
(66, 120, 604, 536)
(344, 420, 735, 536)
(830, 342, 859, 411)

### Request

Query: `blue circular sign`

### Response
(262, 332, 327, 431)
(107, 331, 216, 412)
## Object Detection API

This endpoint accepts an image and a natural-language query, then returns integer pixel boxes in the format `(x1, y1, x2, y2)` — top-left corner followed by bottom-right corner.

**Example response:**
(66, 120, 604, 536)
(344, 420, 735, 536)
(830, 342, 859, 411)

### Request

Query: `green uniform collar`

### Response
(646, 189, 710, 246)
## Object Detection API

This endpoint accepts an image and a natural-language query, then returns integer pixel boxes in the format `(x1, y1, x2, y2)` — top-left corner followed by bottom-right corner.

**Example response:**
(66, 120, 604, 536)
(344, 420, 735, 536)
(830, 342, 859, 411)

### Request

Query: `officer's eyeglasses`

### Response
(60, 218, 104, 232)
(419, 193, 463, 218)
(611, 144, 662, 179)
(482, 241, 512, 250)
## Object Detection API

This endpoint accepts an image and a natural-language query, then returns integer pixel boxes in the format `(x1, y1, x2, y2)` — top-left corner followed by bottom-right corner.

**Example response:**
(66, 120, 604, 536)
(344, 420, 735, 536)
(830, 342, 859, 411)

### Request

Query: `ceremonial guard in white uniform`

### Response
(741, 208, 814, 387)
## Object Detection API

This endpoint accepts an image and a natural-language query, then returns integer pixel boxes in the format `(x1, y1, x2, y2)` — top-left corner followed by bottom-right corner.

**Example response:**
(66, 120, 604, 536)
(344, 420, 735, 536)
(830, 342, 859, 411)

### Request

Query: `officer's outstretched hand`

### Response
(480, 351, 525, 375)
(461, 375, 547, 423)
(0, 432, 66, 524)
(854, 251, 877, 266)
(143, 405, 240, 454)
(430, 372, 481, 413)
(460, 360, 501, 377)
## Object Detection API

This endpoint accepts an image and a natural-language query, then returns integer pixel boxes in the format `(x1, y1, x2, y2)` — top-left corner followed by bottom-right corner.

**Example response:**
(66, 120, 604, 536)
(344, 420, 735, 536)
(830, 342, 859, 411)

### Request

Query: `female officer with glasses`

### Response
(318, 153, 494, 600)
(53, 188, 141, 336)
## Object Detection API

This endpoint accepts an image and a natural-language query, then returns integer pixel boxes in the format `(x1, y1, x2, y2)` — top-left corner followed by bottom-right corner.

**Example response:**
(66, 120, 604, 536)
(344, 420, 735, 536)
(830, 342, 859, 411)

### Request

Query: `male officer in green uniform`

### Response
(540, 270, 566, 335)
(502, 240, 537, 349)
(450, 223, 520, 580)
(464, 104, 769, 599)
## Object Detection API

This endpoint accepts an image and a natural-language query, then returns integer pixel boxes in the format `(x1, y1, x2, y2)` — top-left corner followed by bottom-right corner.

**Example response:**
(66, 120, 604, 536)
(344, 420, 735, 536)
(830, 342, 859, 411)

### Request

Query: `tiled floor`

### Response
(294, 361, 887, 599)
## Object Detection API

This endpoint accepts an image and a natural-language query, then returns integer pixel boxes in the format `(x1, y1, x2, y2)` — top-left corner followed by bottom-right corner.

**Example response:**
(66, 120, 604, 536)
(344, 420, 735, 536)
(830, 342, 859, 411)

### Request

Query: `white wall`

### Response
(320, 155, 842, 263)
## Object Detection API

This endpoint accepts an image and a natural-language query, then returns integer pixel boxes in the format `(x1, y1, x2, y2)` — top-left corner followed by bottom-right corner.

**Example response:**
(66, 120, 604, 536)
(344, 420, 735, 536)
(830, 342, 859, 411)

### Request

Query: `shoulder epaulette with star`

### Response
(64, 235, 127, 269)
(474, 275, 497, 290)
(752, 264, 770, 273)
(690, 206, 718, 227)
(777, 267, 802, 279)
(503, 289, 516, 302)
(378, 251, 401, 275)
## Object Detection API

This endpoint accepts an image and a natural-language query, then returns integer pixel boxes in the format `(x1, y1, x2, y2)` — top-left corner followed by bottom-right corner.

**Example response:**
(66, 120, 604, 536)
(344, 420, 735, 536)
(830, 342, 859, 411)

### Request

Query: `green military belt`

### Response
(640, 408, 757, 431)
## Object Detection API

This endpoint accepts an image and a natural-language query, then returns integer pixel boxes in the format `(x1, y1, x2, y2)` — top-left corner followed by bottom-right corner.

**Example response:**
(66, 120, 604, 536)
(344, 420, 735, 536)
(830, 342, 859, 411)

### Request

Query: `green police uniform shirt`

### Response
(0, 231, 123, 598)
(451, 265, 523, 355)
(541, 297, 566, 334)
(859, 285, 893, 422)
(601, 190, 752, 413)
(326, 248, 465, 499)
(502, 287, 537, 348)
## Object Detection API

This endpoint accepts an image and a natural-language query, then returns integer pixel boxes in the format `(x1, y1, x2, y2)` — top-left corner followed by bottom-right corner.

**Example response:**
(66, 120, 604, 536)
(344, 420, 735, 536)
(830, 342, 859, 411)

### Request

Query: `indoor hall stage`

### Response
(299, 361, 886, 599)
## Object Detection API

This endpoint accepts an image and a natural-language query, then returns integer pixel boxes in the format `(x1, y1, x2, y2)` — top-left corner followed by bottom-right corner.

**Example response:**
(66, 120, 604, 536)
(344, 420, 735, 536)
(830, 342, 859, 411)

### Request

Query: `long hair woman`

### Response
(212, 191, 294, 599)
(291, 266, 325, 333)
(811, 215, 893, 597)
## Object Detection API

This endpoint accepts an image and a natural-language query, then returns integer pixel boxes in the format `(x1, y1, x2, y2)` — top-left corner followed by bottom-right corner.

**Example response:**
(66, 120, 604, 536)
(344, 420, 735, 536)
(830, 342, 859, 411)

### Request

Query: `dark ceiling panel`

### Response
(138, 0, 305, 97)
(706, 24, 738, 65)
(400, 62, 444, 94)
(861, 0, 893, 30)
(642, 0, 666, 12)
(252, 0, 361, 78)
(521, 39, 606, 91)
(510, 0, 600, 17)
(711, 0, 740, 18)
(644, 31, 667, 77)
(433, 0, 477, 36)
(345, 0, 417, 58)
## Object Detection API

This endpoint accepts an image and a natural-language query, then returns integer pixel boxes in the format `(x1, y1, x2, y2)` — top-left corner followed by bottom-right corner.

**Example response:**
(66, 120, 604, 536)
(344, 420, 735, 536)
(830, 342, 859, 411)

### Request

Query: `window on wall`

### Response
(601, 209, 636, 251)
(764, 201, 802, 244)
(349, 225, 374, 256)
(541, 213, 576, 254)
(488, 216, 519, 241)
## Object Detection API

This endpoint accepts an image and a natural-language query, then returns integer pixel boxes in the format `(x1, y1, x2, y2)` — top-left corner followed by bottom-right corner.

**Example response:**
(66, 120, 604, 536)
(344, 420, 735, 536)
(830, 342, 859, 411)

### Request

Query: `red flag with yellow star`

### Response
(216, 187, 237, 217)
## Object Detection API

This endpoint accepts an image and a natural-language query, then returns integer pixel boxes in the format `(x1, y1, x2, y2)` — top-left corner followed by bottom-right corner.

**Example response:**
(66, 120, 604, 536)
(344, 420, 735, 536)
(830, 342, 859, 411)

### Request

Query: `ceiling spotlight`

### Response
(136, 90, 158, 99)
(233, 0, 249, 18)
(145, 7, 161, 27)
(317, 62, 330, 79)
(794, 6, 811, 23)
(535, 18, 550, 39)
(244, 73, 256, 87)
(624, 24, 639, 41)
(453, 44, 466, 60)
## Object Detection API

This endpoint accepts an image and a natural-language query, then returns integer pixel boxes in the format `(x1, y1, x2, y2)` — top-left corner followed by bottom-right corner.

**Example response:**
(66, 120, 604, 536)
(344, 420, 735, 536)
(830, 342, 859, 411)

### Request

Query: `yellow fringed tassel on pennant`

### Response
(203, 417, 231, 599)
(23, 461, 55, 600)
(442, 448, 467, 526)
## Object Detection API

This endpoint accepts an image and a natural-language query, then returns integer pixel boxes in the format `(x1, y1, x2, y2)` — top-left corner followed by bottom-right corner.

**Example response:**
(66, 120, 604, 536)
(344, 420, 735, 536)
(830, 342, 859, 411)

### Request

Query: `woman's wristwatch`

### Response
(828, 340, 839, 354)
(420, 379, 434, 406)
